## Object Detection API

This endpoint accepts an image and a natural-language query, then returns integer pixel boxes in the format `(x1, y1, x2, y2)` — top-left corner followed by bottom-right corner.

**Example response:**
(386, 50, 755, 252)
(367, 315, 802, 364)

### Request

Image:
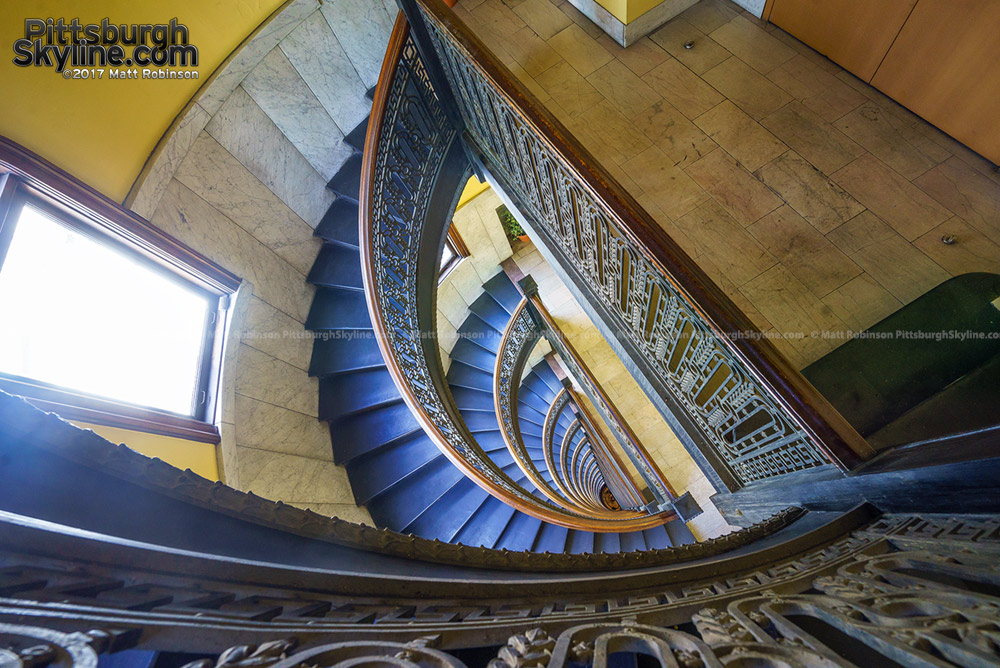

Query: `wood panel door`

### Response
(871, 0, 1000, 165)
(768, 0, 917, 82)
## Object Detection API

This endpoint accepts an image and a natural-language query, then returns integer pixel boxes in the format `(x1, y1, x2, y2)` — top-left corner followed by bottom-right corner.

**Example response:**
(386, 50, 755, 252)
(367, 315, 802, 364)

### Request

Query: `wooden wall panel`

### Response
(871, 0, 1000, 165)
(768, 0, 917, 82)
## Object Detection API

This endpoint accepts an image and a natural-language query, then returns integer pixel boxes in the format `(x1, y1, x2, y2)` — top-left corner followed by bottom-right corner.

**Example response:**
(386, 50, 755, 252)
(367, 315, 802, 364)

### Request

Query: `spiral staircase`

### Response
(307, 124, 693, 550)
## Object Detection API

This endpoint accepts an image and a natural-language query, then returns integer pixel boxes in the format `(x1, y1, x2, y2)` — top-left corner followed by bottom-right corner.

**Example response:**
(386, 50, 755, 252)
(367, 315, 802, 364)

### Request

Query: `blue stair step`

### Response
(319, 367, 400, 420)
(482, 271, 523, 313)
(315, 198, 359, 247)
(523, 373, 557, 403)
(366, 456, 466, 532)
(469, 293, 512, 331)
(448, 339, 497, 372)
(453, 498, 516, 549)
(308, 243, 364, 289)
(619, 530, 646, 553)
(306, 288, 372, 330)
(347, 433, 441, 504)
(450, 386, 495, 412)
(403, 479, 489, 542)
(331, 400, 421, 464)
(516, 401, 547, 425)
(327, 153, 362, 201)
(495, 514, 543, 552)
(532, 363, 563, 394)
(309, 332, 384, 376)
(446, 361, 494, 392)
(464, 411, 501, 434)
(643, 526, 672, 550)
(532, 523, 569, 553)
(594, 531, 621, 554)
(666, 519, 696, 546)
(457, 315, 503, 353)
(344, 117, 369, 152)
(565, 530, 594, 554)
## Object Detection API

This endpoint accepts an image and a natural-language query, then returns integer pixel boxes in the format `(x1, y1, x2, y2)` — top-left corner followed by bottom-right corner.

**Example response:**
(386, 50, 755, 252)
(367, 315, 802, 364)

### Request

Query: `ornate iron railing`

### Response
(492, 298, 666, 523)
(360, 17, 672, 530)
(3, 379, 999, 666)
(409, 0, 874, 490)
(525, 292, 678, 507)
(542, 389, 593, 509)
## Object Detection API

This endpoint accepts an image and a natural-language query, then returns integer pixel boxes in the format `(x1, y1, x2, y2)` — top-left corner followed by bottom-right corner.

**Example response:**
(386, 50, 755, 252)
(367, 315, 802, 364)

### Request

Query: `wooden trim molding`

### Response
(0, 375, 220, 444)
(0, 137, 236, 443)
(0, 136, 241, 294)
(414, 0, 874, 474)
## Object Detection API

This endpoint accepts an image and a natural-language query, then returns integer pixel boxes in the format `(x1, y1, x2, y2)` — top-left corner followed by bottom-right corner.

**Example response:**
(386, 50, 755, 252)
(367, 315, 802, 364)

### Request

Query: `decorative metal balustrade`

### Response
(492, 297, 669, 524)
(526, 291, 679, 511)
(542, 389, 596, 510)
(360, 17, 673, 530)
(408, 0, 874, 490)
(3, 376, 1000, 666)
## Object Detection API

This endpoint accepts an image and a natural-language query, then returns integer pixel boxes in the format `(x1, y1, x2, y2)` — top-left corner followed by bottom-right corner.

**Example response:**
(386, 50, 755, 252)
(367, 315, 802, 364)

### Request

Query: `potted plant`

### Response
(497, 205, 529, 243)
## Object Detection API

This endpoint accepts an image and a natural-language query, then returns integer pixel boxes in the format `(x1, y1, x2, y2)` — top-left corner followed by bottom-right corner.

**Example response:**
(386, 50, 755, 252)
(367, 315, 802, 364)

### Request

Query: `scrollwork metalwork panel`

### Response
(416, 7, 827, 487)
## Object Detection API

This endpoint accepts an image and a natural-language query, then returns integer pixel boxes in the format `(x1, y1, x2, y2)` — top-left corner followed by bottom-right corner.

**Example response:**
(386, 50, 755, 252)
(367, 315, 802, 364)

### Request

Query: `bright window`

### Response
(0, 144, 240, 443)
(0, 204, 213, 416)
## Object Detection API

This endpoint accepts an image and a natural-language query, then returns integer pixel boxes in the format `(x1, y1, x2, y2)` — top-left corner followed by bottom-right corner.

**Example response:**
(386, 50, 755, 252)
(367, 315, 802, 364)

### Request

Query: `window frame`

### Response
(0, 137, 241, 444)
(439, 224, 470, 282)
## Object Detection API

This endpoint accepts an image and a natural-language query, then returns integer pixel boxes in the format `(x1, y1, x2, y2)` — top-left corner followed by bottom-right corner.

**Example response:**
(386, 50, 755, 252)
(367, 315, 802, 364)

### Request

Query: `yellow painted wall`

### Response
(0, 0, 286, 201)
(592, 0, 669, 23)
(456, 175, 490, 210)
(72, 420, 219, 480)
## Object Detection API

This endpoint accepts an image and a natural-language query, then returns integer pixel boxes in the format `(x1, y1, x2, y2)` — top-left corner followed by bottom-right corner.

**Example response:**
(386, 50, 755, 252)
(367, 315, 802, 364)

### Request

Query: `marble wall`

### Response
(128, 0, 399, 526)
(437, 188, 516, 373)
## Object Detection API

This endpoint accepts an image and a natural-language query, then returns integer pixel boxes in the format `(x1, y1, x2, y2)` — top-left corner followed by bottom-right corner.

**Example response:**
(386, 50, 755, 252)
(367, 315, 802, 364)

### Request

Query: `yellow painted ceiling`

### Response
(0, 0, 287, 201)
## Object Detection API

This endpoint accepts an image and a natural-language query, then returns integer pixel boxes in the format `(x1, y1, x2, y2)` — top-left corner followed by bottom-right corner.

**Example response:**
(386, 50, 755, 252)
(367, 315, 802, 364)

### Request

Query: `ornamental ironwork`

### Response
(416, 6, 828, 487)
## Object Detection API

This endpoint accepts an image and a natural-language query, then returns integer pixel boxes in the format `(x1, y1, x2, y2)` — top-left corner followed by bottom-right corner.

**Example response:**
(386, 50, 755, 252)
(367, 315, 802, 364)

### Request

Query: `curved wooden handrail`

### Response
(559, 420, 585, 506)
(493, 299, 656, 522)
(410, 0, 875, 483)
(570, 387, 647, 509)
(0, 389, 808, 574)
(530, 294, 678, 501)
(542, 389, 596, 510)
(569, 428, 594, 505)
(359, 13, 674, 531)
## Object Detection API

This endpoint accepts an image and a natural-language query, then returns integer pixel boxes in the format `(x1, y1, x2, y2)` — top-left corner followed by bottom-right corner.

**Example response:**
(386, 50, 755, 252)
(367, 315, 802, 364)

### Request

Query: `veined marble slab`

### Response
(128, 103, 210, 219)
(234, 344, 319, 417)
(319, 0, 394, 90)
(243, 48, 354, 182)
(241, 295, 313, 371)
(235, 393, 332, 459)
(175, 132, 322, 277)
(280, 11, 371, 136)
(233, 444, 357, 504)
(207, 88, 334, 228)
(152, 179, 314, 323)
(198, 0, 320, 117)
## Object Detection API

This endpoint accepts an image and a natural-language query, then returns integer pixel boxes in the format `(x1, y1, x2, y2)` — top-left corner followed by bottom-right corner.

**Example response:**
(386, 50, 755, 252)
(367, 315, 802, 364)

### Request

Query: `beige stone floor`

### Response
(511, 241, 734, 539)
(454, 0, 1000, 371)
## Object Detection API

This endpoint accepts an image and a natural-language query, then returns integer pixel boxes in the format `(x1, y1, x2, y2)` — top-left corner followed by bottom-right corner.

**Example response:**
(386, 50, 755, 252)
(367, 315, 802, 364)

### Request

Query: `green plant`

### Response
(496, 205, 526, 238)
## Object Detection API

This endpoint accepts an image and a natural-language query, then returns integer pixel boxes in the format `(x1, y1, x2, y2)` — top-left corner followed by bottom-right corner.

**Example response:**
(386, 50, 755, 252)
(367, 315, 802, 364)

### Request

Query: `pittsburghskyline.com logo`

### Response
(11, 18, 200, 80)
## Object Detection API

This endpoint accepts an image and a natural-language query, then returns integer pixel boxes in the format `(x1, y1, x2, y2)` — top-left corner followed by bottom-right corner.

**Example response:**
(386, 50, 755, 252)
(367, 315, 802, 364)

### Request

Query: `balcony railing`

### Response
(360, 15, 675, 530)
(406, 0, 875, 491)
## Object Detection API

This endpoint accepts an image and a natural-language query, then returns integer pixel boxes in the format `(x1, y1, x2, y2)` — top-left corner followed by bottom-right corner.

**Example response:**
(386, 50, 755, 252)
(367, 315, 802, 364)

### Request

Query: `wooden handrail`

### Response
(569, 388, 647, 509)
(359, 13, 675, 531)
(493, 298, 655, 521)
(409, 0, 875, 480)
(529, 293, 679, 501)
(542, 389, 599, 511)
